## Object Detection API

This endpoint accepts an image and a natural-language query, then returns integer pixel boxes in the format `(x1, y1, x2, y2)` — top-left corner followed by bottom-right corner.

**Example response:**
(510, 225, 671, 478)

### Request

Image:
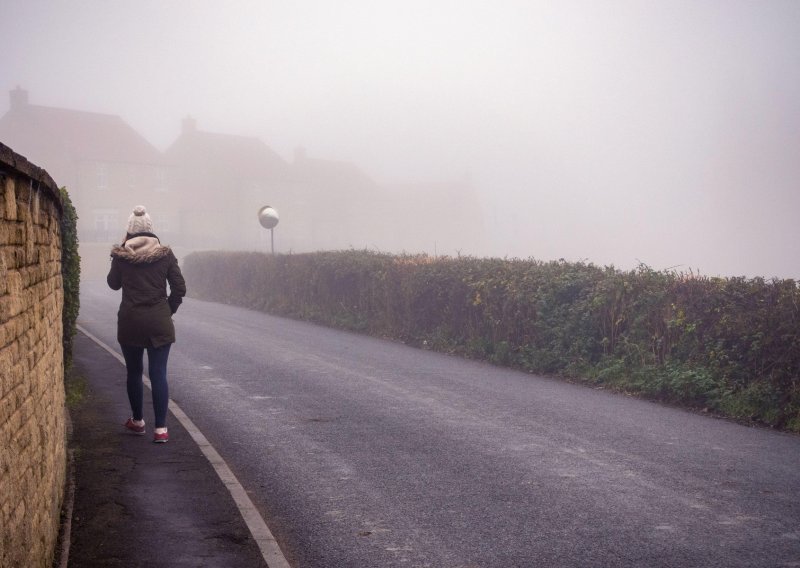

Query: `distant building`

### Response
(164, 117, 292, 249)
(282, 150, 485, 255)
(370, 179, 485, 256)
(285, 146, 379, 252)
(0, 87, 176, 243)
(0, 87, 485, 256)
(164, 120, 384, 252)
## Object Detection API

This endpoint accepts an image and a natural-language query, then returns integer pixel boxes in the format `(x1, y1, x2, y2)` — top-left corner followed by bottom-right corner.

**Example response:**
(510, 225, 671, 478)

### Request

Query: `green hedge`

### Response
(184, 250, 800, 431)
(60, 187, 80, 370)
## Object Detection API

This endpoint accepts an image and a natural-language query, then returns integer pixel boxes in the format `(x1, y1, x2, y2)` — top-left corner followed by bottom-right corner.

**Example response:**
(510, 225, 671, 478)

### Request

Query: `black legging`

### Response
(121, 343, 171, 428)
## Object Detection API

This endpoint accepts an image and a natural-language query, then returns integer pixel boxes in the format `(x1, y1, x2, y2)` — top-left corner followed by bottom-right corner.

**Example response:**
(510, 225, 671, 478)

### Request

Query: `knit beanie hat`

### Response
(126, 205, 154, 234)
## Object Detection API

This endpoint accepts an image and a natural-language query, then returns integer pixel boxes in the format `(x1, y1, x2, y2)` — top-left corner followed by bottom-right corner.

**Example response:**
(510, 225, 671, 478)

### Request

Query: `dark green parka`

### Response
(107, 232, 187, 348)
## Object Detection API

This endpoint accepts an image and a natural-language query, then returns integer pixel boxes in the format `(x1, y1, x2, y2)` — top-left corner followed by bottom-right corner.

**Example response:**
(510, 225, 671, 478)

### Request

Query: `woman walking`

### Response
(107, 205, 186, 443)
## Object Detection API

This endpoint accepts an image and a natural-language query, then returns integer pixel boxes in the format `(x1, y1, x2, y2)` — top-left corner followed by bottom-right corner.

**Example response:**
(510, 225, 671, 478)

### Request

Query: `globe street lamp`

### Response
(258, 205, 279, 255)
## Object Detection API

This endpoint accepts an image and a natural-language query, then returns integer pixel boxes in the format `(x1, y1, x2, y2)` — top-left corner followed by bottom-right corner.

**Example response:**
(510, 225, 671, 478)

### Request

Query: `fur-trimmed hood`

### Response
(111, 233, 172, 265)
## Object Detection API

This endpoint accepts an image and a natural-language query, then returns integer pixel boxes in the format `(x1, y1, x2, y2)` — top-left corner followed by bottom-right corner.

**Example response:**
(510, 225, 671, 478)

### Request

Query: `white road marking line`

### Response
(76, 325, 291, 568)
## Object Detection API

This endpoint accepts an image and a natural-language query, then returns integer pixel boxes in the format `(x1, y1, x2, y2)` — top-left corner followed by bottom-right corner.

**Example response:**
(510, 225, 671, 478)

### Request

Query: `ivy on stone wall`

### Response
(60, 187, 80, 370)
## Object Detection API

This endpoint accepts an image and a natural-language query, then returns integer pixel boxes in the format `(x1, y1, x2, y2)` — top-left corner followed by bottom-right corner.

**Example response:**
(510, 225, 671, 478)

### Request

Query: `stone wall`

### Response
(0, 143, 66, 568)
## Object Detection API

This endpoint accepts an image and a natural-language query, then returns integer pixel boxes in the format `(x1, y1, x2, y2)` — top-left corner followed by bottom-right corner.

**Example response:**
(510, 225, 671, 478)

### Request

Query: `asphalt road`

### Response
(79, 281, 800, 568)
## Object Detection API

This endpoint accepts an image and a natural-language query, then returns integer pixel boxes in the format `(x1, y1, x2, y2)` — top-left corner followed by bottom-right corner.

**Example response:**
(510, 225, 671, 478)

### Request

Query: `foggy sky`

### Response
(2, 0, 799, 278)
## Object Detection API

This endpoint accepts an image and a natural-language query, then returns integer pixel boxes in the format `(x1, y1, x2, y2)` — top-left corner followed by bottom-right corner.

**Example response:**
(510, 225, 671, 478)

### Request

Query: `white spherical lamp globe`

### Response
(258, 205, 279, 229)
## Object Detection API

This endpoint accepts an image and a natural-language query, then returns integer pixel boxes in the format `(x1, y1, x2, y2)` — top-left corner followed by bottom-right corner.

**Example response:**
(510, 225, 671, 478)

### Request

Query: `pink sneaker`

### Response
(124, 418, 145, 435)
(153, 430, 169, 443)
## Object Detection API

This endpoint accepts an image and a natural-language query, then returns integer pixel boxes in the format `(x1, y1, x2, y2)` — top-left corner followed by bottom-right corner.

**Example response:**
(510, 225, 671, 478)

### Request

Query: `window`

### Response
(154, 167, 168, 192)
(152, 213, 170, 233)
(96, 163, 109, 191)
(93, 209, 119, 241)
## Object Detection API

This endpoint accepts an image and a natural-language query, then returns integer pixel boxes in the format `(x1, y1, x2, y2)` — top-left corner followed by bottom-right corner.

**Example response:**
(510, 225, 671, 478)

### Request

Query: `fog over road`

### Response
(79, 282, 800, 567)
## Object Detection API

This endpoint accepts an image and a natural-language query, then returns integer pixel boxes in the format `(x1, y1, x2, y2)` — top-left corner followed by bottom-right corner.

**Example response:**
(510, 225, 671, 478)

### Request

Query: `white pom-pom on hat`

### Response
(126, 205, 154, 234)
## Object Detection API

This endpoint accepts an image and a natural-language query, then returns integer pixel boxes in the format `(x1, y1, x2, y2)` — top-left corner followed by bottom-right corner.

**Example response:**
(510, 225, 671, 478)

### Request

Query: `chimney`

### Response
(182, 115, 196, 135)
(10, 87, 28, 111)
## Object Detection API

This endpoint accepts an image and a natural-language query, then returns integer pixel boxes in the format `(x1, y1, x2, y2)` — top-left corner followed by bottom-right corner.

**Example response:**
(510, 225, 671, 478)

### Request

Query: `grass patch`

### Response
(65, 369, 88, 409)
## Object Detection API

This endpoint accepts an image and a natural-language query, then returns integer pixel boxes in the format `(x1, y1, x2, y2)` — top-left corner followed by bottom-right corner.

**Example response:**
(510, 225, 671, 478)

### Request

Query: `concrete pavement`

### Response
(62, 331, 275, 567)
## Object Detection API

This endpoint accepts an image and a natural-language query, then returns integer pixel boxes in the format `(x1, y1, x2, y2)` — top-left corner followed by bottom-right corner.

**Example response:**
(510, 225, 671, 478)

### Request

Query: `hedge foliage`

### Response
(59, 187, 80, 370)
(184, 250, 800, 431)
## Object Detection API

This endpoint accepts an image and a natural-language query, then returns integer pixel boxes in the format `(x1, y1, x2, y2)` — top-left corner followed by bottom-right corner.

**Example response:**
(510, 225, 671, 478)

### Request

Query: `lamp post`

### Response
(257, 205, 279, 255)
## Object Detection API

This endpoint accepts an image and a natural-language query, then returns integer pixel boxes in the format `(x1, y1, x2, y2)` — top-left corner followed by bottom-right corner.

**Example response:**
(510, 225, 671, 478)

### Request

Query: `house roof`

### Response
(0, 92, 164, 166)
(164, 120, 290, 180)
(289, 150, 375, 186)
